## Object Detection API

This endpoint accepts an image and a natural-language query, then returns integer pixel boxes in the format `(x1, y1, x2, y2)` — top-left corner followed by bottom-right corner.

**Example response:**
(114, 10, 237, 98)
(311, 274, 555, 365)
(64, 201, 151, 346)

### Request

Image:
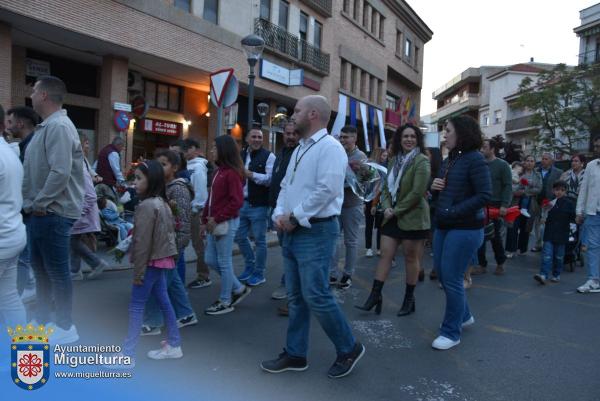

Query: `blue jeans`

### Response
(17, 216, 34, 295)
(144, 256, 195, 327)
(235, 201, 268, 277)
(434, 228, 483, 341)
(205, 217, 243, 304)
(282, 219, 356, 358)
(29, 214, 75, 330)
(583, 214, 600, 280)
(176, 250, 186, 286)
(540, 241, 565, 277)
(123, 267, 181, 357)
(330, 205, 363, 277)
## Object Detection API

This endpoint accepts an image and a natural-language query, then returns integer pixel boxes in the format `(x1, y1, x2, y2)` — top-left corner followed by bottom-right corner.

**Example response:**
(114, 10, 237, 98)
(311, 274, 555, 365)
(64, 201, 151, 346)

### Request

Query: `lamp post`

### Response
(241, 34, 265, 133)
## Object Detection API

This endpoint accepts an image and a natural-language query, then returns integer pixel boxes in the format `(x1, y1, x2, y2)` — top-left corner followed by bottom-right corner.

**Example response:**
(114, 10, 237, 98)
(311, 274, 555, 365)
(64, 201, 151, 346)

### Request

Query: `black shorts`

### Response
(380, 217, 429, 240)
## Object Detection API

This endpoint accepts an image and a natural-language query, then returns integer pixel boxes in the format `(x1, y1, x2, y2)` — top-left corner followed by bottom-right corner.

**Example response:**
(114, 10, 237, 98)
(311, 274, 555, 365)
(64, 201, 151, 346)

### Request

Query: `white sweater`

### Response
(577, 158, 600, 217)
(0, 137, 26, 259)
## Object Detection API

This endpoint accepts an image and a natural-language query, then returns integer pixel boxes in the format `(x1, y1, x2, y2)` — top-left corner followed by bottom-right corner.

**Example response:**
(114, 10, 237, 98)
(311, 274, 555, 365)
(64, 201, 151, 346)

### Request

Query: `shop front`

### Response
(132, 116, 183, 161)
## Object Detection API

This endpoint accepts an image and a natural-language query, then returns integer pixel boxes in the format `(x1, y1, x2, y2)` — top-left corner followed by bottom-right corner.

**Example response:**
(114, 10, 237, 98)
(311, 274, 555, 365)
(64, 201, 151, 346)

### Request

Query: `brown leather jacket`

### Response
(130, 196, 178, 281)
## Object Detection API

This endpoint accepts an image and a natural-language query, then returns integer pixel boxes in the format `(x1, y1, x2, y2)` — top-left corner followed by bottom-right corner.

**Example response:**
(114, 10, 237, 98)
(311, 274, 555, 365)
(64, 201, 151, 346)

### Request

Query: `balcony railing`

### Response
(578, 50, 600, 65)
(505, 115, 535, 133)
(299, 0, 332, 17)
(255, 18, 330, 75)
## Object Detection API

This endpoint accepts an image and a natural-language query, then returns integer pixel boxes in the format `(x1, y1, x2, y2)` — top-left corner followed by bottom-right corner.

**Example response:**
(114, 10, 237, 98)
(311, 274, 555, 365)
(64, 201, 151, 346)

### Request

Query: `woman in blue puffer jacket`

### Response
(430, 116, 491, 350)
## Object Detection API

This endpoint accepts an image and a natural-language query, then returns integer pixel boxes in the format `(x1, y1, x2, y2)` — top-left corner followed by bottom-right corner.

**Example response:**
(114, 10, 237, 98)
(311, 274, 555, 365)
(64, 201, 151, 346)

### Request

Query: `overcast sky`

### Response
(409, 0, 596, 116)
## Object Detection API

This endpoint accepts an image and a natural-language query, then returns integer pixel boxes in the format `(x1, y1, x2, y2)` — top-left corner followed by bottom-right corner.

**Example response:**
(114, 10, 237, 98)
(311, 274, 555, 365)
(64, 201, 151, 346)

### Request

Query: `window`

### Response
(396, 30, 402, 54)
(340, 60, 348, 90)
(343, 0, 350, 13)
(386, 94, 398, 110)
(482, 113, 489, 127)
(260, 0, 270, 21)
(299, 12, 308, 41)
(353, 0, 359, 20)
(404, 38, 412, 60)
(144, 80, 182, 112)
(278, 0, 289, 30)
(369, 76, 377, 102)
(174, 0, 191, 12)
(314, 21, 322, 50)
(414, 46, 420, 68)
(350, 66, 357, 94)
(203, 0, 218, 24)
(379, 15, 384, 40)
(494, 110, 502, 124)
(371, 10, 377, 35)
(360, 71, 368, 98)
(363, 3, 369, 29)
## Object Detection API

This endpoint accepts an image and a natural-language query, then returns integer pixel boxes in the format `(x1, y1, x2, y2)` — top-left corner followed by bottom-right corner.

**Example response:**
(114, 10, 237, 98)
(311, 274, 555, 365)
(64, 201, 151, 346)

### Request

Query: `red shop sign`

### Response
(142, 119, 182, 137)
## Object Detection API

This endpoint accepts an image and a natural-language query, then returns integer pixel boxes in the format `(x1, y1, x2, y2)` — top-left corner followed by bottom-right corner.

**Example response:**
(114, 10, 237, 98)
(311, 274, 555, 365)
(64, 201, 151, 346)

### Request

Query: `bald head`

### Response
(292, 95, 331, 138)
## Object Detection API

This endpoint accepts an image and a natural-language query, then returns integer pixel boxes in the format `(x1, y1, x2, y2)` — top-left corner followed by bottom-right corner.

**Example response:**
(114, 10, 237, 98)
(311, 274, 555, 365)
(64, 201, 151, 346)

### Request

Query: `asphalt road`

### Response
(12, 235, 600, 401)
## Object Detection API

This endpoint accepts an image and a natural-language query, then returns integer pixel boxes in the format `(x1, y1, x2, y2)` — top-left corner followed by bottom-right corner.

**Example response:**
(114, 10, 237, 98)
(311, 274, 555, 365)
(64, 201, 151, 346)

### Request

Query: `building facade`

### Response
(0, 0, 431, 165)
(575, 2, 600, 66)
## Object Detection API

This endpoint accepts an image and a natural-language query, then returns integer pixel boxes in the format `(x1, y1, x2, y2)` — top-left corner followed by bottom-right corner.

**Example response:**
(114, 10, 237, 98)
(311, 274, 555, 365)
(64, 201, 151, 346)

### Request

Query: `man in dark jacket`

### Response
(472, 138, 513, 276)
(95, 137, 125, 187)
(268, 121, 299, 307)
(532, 152, 563, 252)
(236, 129, 276, 286)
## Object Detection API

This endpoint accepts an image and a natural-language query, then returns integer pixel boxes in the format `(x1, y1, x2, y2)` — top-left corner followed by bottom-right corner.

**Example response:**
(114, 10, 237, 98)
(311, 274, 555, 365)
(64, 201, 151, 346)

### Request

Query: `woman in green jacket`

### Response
(356, 124, 431, 316)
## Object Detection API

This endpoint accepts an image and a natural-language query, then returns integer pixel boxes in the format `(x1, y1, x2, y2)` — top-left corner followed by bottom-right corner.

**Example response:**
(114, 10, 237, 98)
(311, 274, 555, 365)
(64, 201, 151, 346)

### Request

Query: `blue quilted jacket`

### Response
(434, 150, 492, 230)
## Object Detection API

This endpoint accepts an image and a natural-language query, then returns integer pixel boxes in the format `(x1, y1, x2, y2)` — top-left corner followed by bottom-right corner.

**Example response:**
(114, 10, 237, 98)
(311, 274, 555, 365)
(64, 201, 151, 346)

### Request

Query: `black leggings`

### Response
(365, 201, 383, 250)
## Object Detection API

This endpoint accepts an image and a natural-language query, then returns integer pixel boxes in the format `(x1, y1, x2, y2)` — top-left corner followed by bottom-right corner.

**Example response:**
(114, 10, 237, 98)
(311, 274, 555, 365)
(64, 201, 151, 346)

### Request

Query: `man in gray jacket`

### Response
(23, 75, 84, 344)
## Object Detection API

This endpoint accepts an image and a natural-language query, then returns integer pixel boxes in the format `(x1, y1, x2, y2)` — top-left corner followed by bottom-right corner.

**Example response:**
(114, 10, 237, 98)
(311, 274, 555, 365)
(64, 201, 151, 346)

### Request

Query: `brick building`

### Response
(0, 0, 431, 164)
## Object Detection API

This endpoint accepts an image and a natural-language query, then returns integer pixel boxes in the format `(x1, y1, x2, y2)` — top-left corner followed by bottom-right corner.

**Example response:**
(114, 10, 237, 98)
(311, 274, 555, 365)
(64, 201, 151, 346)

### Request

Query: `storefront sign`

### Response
(25, 58, 51, 77)
(142, 119, 182, 137)
(113, 111, 130, 131)
(113, 102, 132, 112)
(260, 59, 304, 87)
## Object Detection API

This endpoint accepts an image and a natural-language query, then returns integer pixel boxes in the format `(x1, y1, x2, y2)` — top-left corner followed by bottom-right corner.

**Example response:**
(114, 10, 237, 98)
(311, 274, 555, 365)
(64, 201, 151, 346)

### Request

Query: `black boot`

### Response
(355, 279, 384, 314)
(397, 284, 416, 316)
(418, 269, 425, 282)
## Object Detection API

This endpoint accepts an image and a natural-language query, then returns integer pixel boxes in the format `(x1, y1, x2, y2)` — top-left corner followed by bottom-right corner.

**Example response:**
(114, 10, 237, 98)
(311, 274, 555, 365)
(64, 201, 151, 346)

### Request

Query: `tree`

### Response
(515, 63, 600, 156)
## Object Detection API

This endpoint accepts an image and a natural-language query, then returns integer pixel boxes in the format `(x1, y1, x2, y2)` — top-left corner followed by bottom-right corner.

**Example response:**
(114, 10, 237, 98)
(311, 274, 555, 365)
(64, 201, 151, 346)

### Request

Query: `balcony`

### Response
(434, 94, 480, 120)
(578, 49, 600, 66)
(255, 18, 330, 75)
(299, 0, 332, 17)
(505, 115, 536, 134)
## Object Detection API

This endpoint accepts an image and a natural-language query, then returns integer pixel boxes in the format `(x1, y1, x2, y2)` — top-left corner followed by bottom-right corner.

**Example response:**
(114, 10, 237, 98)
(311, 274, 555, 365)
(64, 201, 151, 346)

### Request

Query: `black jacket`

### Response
(269, 145, 297, 208)
(434, 150, 492, 230)
(543, 197, 576, 244)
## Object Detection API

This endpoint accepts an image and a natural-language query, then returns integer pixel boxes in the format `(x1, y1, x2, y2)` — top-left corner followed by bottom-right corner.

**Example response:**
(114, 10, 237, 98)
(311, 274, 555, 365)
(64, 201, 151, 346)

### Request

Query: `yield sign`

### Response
(210, 68, 235, 107)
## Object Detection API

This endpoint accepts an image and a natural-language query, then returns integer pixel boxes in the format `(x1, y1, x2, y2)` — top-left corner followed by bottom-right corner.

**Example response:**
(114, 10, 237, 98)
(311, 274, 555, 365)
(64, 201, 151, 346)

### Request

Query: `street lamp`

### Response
(241, 33, 265, 133)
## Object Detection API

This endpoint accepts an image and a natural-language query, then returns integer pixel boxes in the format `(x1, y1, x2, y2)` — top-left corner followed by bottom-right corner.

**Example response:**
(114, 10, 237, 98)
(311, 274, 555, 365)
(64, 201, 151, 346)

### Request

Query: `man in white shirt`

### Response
(235, 129, 276, 287)
(576, 136, 600, 293)
(0, 104, 27, 335)
(261, 95, 364, 379)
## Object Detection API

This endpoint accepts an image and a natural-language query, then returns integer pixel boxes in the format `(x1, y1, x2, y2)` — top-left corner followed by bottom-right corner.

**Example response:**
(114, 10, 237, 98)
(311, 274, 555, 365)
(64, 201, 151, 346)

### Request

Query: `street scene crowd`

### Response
(1, 75, 600, 379)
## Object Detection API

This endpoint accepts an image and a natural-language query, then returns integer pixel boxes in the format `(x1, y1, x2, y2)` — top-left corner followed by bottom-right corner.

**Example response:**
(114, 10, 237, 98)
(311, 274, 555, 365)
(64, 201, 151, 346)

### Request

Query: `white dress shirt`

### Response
(273, 128, 347, 228)
(243, 149, 276, 199)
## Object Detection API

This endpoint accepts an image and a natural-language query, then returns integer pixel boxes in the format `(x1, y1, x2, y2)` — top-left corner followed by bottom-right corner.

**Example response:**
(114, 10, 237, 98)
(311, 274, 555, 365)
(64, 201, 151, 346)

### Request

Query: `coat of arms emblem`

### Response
(8, 324, 53, 390)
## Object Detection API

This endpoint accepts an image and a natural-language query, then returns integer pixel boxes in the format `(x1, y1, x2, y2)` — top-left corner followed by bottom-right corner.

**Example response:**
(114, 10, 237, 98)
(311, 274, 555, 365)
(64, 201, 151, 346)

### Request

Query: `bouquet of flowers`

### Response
(345, 160, 387, 202)
(519, 177, 529, 186)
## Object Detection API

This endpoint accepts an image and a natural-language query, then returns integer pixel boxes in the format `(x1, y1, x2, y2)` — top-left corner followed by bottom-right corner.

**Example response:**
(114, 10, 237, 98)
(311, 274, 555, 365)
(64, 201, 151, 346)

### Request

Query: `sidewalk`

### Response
(87, 231, 281, 271)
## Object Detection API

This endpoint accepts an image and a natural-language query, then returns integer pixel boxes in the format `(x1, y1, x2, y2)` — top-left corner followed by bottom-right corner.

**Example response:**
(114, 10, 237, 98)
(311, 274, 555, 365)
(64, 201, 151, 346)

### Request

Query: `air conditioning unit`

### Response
(128, 71, 143, 92)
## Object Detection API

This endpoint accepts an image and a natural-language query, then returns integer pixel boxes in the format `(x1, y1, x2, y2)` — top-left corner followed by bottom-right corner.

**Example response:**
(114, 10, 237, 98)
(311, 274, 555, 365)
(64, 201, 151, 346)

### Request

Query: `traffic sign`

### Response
(131, 95, 148, 119)
(210, 68, 235, 107)
(211, 75, 238, 109)
(113, 111, 130, 131)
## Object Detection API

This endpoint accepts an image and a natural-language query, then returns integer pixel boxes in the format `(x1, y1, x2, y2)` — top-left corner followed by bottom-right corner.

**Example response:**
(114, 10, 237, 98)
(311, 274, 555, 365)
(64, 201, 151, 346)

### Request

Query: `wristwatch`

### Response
(289, 213, 299, 227)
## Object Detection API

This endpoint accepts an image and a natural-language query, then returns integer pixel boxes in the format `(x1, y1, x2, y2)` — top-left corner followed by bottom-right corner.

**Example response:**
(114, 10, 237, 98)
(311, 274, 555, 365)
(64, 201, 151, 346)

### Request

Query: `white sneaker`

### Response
(462, 316, 475, 328)
(147, 341, 183, 360)
(49, 324, 80, 344)
(71, 271, 84, 281)
(271, 284, 287, 300)
(20, 287, 36, 304)
(432, 336, 460, 350)
(577, 279, 600, 293)
(520, 209, 531, 218)
(87, 260, 108, 280)
(366, 249, 374, 257)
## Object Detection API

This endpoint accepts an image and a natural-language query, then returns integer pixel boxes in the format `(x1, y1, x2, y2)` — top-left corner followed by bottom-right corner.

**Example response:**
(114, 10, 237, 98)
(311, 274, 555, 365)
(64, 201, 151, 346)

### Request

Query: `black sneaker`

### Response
(188, 278, 212, 289)
(327, 342, 365, 379)
(329, 276, 338, 286)
(338, 274, 352, 290)
(177, 314, 198, 328)
(261, 350, 308, 373)
(231, 285, 252, 307)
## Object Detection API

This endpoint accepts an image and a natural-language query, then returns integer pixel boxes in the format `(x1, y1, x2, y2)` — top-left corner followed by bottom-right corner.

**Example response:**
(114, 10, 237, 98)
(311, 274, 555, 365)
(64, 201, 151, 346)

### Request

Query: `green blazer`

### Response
(381, 153, 431, 231)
